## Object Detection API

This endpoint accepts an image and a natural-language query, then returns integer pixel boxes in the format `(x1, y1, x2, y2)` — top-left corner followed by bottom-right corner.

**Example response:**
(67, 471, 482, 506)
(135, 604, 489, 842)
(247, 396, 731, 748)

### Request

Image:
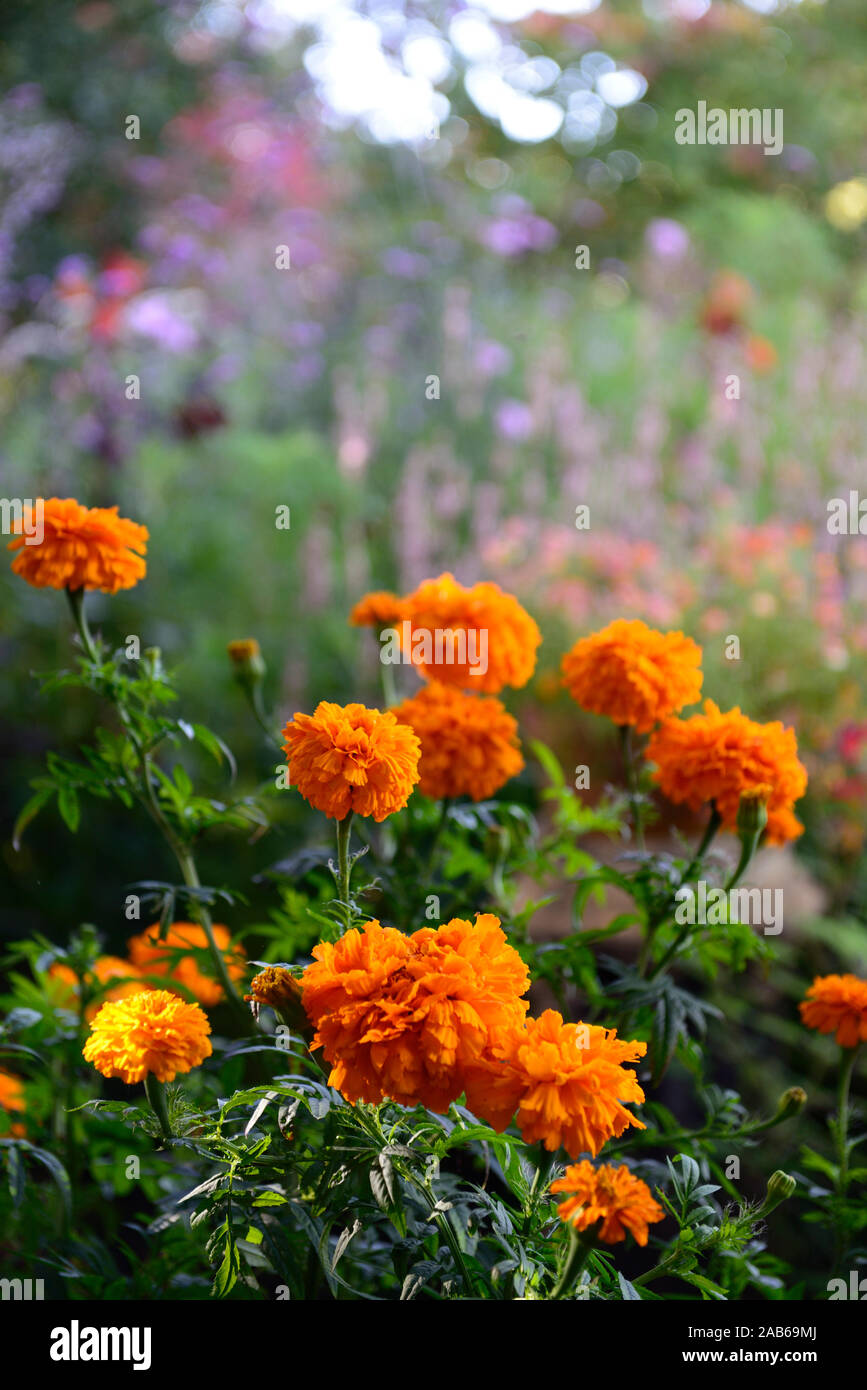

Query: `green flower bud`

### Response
(227, 638, 266, 686)
(775, 1086, 807, 1121)
(759, 1170, 797, 1216)
(736, 788, 769, 840)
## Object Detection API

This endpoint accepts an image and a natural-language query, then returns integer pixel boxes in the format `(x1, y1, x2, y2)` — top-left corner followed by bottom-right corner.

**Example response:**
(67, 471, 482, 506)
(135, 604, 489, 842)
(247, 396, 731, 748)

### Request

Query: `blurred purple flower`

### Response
(474, 340, 512, 378)
(482, 214, 557, 257)
(124, 292, 198, 352)
(495, 399, 534, 441)
(644, 218, 690, 260)
(381, 247, 431, 279)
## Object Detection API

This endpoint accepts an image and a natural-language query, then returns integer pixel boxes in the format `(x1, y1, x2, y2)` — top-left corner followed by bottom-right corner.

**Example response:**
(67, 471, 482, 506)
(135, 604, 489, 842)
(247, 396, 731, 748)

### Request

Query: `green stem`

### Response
(65, 588, 249, 1025)
(248, 683, 283, 752)
(66, 586, 99, 663)
(380, 650, 397, 708)
(175, 843, 248, 1020)
(143, 1074, 173, 1142)
(423, 798, 451, 879)
(681, 804, 722, 882)
(632, 1251, 681, 1288)
(724, 834, 758, 892)
(836, 1045, 858, 1196)
(644, 805, 724, 980)
(336, 812, 355, 935)
(619, 724, 645, 852)
(551, 1223, 595, 1300)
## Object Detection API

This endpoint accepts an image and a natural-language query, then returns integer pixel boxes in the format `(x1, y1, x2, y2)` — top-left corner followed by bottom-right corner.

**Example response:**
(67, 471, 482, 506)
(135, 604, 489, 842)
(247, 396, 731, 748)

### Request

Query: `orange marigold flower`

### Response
(645, 699, 808, 846)
(83, 989, 212, 1084)
(561, 619, 702, 733)
(393, 683, 524, 801)
(49, 955, 147, 1020)
(799, 973, 867, 1049)
(0, 1069, 26, 1137)
(465, 1010, 647, 1158)
(399, 572, 541, 693)
(127, 922, 245, 1007)
(301, 915, 530, 1111)
(282, 701, 420, 822)
(8, 497, 148, 593)
(350, 590, 404, 628)
(550, 1160, 665, 1246)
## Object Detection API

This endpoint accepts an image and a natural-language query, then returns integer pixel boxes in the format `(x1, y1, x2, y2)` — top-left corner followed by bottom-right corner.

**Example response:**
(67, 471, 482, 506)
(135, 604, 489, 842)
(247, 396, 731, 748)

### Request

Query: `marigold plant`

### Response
(561, 618, 703, 733)
(645, 699, 808, 845)
(799, 973, 867, 1048)
(301, 915, 529, 1111)
(551, 1161, 665, 1246)
(83, 989, 213, 1084)
(466, 1010, 647, 1157)
(282, 701, 420, 821)
(393, 682, 524, 801)
(7, 496, 148, 593)
(395, 572, 541, 693)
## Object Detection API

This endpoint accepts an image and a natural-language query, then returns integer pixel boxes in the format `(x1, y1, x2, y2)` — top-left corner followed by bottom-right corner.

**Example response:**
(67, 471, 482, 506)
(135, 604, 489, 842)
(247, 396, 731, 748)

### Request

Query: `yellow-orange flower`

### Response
(645, 699, 808, 845)
(227, 638, 261, 663)
(561, 619, 702, 733)
(49, 955, 147, 1020)
(799, 974, 867, 1049)
(83, 989, 212, 1084)
(282, 701, 420, 821)
(399, 572, 541, 693)
(0, 1070, 26, 1137)
(301, 915, 530, 1111)
(551, 1161, 664, 1246)
(465, 1010, 647, 1158)
(8, 497, 148, 593)
(128, 922, 245, 1007)
(350, 590, 403, 628)
(393, 683, 524, 801)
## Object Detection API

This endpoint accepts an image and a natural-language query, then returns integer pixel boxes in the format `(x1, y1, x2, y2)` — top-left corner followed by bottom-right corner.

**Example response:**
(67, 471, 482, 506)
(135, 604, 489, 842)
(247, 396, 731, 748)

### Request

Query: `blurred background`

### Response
(3, 0, 867, 968)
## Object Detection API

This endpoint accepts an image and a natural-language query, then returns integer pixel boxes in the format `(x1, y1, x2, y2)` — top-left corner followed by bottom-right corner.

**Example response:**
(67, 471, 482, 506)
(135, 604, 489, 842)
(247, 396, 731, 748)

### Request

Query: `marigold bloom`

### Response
(128, 922, 245, 1007)
(49, 955, 147, 1020)
(551, 1161, 664, 1246)
(799, 973, 867, 1048)
(8, 497, 148, 593)
(301, 915, 530, 1111)
(645, 699, 808, 845)
(83, 989, 212, 1084)
(399, 572, 541, 693)
(465, 1010, 647, 1158)
(0, 1070, 25, 1113)
(283, 701, 420, 821)
(350, 590, 404, 628)
(561, 619, 702, 733)
(393, 683, 523, 801)
(0, 1070, 26, 1136)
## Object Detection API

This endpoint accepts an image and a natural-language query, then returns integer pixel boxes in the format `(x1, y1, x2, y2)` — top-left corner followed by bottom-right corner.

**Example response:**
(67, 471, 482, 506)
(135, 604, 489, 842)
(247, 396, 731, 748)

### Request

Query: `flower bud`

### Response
(758, 1169, 797, 1216)
(775, 1086, 807, 1121)
(245, 966, 310, 1036)
(736, 787, 770, 840)
(227, 638, 265, 687)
